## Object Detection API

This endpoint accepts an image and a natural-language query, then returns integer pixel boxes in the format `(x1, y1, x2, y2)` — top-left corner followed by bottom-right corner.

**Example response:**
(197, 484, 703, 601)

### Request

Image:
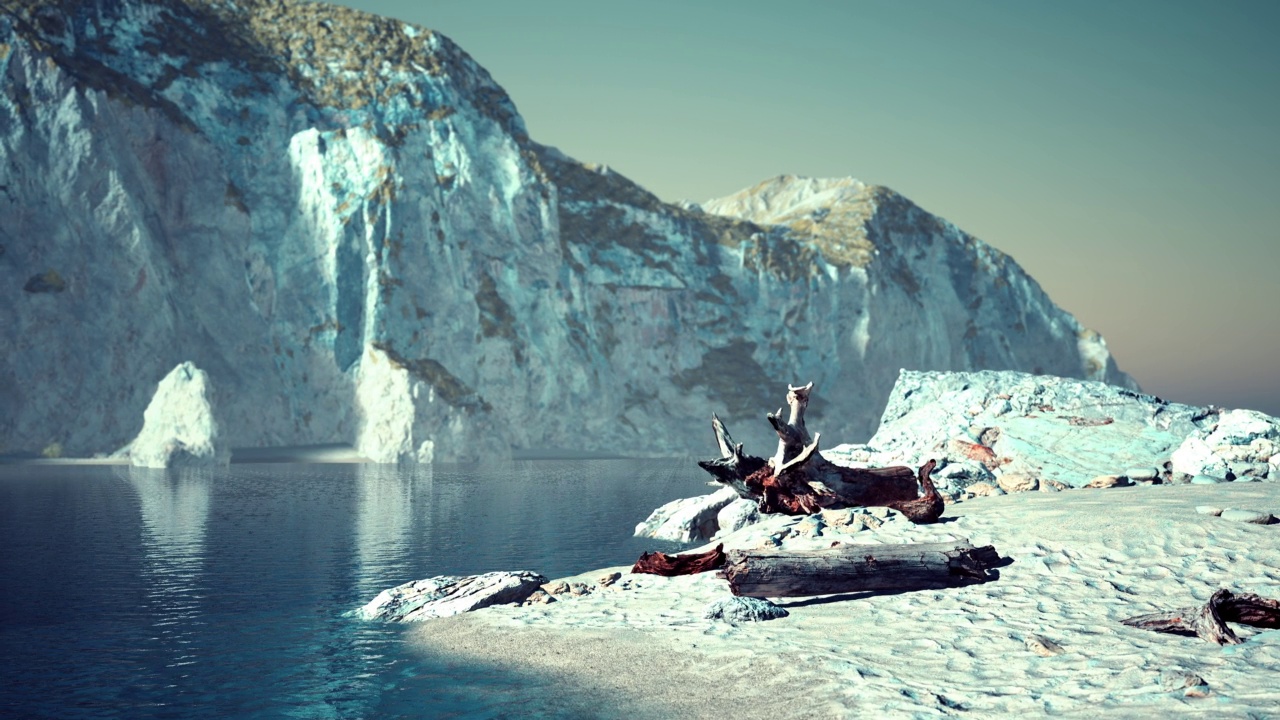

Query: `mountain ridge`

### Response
(0, 0, 1133, 462)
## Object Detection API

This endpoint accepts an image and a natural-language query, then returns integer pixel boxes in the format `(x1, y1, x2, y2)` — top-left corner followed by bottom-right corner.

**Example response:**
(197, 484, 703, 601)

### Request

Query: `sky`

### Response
(336, 0, 1280, 417)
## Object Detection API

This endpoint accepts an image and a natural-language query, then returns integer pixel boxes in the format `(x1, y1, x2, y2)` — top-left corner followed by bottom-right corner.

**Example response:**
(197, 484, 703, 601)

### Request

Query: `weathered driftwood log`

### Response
(632, 544, 727, 577)
(1121, 589, 1280, 645)
(885, 459, 944, 524)
(721, 541, 1001, 598)
(698, 382, 937, 521)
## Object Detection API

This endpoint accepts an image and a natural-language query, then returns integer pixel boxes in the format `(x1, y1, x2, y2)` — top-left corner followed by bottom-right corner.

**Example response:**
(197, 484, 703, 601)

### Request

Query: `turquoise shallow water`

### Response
(0, 460, 695, 718)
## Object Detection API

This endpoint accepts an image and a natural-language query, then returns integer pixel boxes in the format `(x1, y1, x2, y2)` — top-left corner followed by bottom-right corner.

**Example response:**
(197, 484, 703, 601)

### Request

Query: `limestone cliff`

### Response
(0, 0, 1134, 461)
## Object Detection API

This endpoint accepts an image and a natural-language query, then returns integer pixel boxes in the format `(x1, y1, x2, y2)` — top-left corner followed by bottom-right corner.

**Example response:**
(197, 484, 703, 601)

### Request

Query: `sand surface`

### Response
(411, 482, 1280, 718)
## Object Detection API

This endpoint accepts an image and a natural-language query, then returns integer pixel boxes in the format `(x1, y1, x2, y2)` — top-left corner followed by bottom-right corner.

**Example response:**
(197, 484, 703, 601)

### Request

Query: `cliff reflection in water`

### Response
(117, 466, 213, 672)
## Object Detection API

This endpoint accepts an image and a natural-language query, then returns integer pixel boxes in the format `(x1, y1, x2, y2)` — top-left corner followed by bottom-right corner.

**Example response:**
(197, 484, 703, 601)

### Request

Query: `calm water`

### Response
(0, 460, 697, 719)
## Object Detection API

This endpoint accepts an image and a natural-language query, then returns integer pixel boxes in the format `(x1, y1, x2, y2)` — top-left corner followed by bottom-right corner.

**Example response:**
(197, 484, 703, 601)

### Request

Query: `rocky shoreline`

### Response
(352, 370, 1280, 717)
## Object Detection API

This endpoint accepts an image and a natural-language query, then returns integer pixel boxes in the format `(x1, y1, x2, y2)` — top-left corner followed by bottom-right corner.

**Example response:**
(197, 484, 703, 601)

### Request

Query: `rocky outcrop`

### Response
(827, 370, 1278, 494)
(1, 0, 1132, 462)
(353, 571, 546, 622)
(123, 362, 229, 468)
(633, 487, 738, 543)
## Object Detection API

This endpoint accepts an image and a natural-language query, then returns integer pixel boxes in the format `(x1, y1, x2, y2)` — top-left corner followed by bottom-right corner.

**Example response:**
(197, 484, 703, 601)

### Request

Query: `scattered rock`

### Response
(997, 472, 1038, 493)
(1085, 475, 1131, 489)
(569, 582, 592, 596)
(354, 571, 547, 622)
(522, 589, 556, 605)
(1159, 669, 1207, 693)
(1219, 509, 1275, 525)
(1167, 472, 1193, 485)
(1195, 506, 1223, 516)
(634, 488, 739, 542)
(543, 581, 570, 595)
(122, 362, 229, 468)
(1190, 475, 1224, 485)
(819, 508, 871, 531)
(793, 515, 825, 537)
(1230, 462, 1269, 479)
(703, 596, 789, 623)
(598, 571, 622, 587)
(965, 482, 1003, 498)
(1024, 635, 1064, 657)
(1039, 478, 1068, 493)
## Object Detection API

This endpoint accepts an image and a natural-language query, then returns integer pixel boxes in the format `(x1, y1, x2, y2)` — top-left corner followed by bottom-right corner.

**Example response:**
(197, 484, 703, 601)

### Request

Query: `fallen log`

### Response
(721, 541, 1002, 598)
(697, 382, 938, 520)
(1121, 588, 1280, 645)
(632, 544, 726, 577)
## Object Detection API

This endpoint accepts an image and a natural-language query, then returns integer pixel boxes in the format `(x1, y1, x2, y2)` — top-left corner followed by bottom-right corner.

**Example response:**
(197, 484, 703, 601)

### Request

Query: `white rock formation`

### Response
(354, 571, 546, 622)
(124, 362, 229, 468)
(1, 0, 1133, 461)
(1170, 437, 1230, 480)
(633, 487, 739, 543)
(826, 370, 1227, 492)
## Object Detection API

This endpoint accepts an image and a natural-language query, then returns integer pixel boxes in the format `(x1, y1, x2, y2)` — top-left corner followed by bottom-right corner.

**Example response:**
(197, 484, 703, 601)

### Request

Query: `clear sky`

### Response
(334, 0, 1280, 416)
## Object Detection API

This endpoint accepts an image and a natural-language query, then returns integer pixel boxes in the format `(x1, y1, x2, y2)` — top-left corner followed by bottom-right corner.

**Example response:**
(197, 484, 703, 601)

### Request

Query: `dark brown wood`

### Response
(1220, 591, 1280, 628)
(1122, 589, 1280, 645)
(886, 459, 944, 524)
(697, 382, 932, 520)
(721, 541, 1001, 598)
(631, 544, 726, 577)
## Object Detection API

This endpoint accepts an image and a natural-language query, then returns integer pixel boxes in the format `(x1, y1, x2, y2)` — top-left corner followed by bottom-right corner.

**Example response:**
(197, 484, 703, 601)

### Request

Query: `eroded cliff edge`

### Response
(0, 0, 1133, 461)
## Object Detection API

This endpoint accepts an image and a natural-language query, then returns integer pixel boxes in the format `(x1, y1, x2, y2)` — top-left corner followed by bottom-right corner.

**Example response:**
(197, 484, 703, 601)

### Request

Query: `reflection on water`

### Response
(353, 464, 422, 601)
(0, 459, 697, 718)
(118, 466, 212, 677)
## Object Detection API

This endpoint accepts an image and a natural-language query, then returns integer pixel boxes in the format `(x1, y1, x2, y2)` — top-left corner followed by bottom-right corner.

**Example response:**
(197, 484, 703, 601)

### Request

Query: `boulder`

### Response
(1171, 437, 1230, 479)
(634, 488, 739, 543)
(714, 499, 762, 539)
(997, 472, 1039, 493)
(354, 571, 546, 622)
(1219, 509, 1275, 525)
(703, 596, 789, 623)
(123, 363, 229, 468)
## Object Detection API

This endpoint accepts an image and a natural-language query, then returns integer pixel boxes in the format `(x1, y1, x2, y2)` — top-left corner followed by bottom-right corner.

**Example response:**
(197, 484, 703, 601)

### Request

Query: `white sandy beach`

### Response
(410, 482, 1280, 718)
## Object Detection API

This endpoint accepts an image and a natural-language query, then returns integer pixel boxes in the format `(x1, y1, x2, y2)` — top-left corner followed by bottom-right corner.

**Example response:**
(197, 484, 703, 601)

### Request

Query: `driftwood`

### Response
(632, 544, 726, 577)
(1122, 589, 1280, 645)
(721, 541, 1001, 598)
(697, 382, 939, 521)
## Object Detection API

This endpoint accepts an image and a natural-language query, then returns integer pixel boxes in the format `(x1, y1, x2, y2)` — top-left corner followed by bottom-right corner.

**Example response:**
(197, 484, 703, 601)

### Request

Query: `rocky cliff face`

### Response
(0, 0, 1134, 462)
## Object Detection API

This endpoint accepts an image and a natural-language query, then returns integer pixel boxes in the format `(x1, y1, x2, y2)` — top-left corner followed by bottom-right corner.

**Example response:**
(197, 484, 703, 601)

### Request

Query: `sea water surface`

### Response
(0, 459, 698, 718)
